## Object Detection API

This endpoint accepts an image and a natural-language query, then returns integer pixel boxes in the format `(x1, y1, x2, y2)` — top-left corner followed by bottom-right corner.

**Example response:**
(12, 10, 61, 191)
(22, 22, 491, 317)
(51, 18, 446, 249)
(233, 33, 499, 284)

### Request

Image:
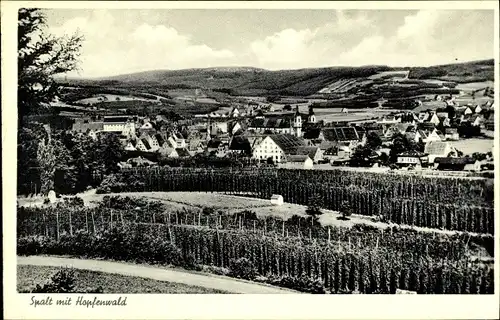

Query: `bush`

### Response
(24, 267, 104, 293)
(268, 275, 326, 294)
(229, 257, 258, 280)
(339, 200, 353, 220)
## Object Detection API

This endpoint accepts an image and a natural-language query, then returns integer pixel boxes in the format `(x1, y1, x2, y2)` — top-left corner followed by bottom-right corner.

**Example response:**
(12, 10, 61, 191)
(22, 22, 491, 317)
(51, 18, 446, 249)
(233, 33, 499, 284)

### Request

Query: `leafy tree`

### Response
(283, 104, 292, 111)
(389, 132, 423, 163)
(339, 200, 353, 220)
(18, 8, 83, 122)
(306, 194, 323, 218)
(96, 133, 125, 174)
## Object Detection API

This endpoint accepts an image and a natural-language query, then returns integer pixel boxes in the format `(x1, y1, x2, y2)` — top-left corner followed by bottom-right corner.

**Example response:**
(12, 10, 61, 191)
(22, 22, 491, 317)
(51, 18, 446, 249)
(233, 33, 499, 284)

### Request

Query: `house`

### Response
(230, 122, 243, 135)
(294, 146, 323, 163)
(444, 128, 459, 141)
(462, 114, 483, 127)
(427, 113, 441, 126)
(474, 105, 483, 114)
(159, 147, 179, 158)
(252, 134, 306, 163)
(136, 138, 152, 152)
(283, 155, 314, 169)
(434, 157, 477, 171)
(317, 127, 361, 153)
(228, 135, 252, 155)
(425, 141, 453, 164)
(426, 128, 445, 142)
(124, 141, 137, 151)
(270, 194, 284, 206)
(168, 132, 187, 149)
(396, 150, 427, 168)
(72, 121, 104, 134)
(464, 159, 482, 172)
(247, 111, 303, 137)
(102, 116, 132, 133)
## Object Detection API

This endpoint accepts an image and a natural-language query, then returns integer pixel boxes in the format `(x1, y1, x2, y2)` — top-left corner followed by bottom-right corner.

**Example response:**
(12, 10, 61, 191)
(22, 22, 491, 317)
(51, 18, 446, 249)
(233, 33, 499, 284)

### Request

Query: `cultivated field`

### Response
(75, 94, 157, 105)
(450, 138, 494, 155)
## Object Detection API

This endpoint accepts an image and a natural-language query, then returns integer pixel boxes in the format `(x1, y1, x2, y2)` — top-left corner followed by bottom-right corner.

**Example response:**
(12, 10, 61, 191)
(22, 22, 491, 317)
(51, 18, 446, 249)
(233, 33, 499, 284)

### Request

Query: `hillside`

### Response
(72, 59, 492, 97)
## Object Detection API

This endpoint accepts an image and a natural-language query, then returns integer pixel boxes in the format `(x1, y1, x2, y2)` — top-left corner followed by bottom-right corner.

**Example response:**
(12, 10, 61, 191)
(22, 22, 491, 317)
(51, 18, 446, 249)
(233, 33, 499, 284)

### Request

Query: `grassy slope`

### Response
(70, 60, 493, 97)
(17, 265, 229, 293)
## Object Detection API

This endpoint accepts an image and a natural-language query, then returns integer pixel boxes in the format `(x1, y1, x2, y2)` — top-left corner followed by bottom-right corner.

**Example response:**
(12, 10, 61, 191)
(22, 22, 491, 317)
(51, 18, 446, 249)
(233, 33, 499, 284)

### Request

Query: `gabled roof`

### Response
(398, 150, 426, 157)
(139, 138, 151, 150)
(434, 157, 476, 165)
(294, 146, 319, 159)
(154, 133, 165, 146)
(322, 127, 360, 142)
(103, 116, 130, 123)
(268, 134, 305, 154)
(424, 141, 450, 155)
(72, 121, 104, 132)
(444, 128, 458, 134)
(287, 155, 311, 163)
(303, 128, 322, 139)
(229, 135, 251, 151)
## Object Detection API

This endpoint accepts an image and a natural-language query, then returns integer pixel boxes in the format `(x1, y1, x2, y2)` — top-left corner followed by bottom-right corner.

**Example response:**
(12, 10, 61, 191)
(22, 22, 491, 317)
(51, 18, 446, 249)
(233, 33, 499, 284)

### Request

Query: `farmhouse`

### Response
(396, 150, 427, 168)
(283, 155, 314, 169)
(294, 146, 323, 163)
(103, 116, 132, 133)
(318, 127, 361, 152)
(425, 141, 453, 164)
(247, 112, 303, 137)
(168, 132, 187, 149)
(434, 157, 477, 171)
(252, 134, 306, 163)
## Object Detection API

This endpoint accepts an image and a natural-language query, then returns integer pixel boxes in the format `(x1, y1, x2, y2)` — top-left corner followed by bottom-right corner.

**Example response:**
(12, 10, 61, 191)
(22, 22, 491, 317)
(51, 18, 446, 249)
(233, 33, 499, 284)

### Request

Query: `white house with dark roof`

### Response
(425, 141, 454, 164)
(252, 134, 306, 163)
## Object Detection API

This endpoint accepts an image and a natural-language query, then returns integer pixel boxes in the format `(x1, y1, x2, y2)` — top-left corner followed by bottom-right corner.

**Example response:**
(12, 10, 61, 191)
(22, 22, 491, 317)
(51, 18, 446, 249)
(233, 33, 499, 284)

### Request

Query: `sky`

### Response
(43, 9, 495, 78)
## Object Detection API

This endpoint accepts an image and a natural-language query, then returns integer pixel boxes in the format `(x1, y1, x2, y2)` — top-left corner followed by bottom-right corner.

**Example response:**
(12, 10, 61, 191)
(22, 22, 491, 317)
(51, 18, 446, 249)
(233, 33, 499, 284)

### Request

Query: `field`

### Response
(74, 94, 157, 105)
(450, 138, 494, 155)
(17, 265, 227, 293)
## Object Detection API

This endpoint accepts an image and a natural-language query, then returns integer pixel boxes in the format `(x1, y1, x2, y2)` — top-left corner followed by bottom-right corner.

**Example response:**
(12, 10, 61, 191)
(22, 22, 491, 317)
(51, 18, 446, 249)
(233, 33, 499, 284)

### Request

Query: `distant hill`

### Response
(62, 59, 494, 97)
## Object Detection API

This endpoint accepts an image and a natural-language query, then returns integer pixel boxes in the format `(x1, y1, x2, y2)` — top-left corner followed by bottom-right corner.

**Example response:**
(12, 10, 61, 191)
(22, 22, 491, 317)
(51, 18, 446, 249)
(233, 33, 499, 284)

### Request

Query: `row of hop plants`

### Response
(17, 198, 494, 263)
(95, 167, 494, 234)
(17, 223, 494, 294)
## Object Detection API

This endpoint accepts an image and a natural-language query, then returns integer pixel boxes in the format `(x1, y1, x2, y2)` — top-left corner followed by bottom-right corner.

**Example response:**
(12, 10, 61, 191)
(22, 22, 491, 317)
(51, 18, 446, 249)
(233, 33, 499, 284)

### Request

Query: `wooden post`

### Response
(43, 212, 48, 237)
(110, 210, 113, 228)
(91, 211, 96, 233)
(253, 220, 256, 232)
(120, 211, 124, 225)
(69, 210, 73, 236)
(282, 221, 285, 237)
(85, 211, 89, 232)
(328, 227, 331, 243)
(309, 228, 312, 239)
(56, 210, 60, 241)
(375, 237, 379, 250)
(348, 237, 351, 251)
(198, 212, 201, 226)
(153, 212, 156, 224)
(264, 219, 267, 233)
(176, 212, 179, 225)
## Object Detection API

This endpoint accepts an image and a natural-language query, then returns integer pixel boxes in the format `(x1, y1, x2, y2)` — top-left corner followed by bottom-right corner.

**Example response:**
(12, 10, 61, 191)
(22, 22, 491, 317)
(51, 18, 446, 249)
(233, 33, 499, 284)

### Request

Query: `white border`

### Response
(2, 1, 499, 319)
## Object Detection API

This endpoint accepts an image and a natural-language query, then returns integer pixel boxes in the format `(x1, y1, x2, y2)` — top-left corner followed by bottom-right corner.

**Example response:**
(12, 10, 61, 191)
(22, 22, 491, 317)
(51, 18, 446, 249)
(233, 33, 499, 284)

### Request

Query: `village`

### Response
(69, 93, 495, 175)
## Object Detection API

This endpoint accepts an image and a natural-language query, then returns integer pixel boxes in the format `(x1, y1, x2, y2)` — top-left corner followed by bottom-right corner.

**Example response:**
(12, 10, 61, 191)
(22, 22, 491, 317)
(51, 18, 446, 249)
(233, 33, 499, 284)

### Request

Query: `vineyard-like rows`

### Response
(17, 218, 494, 294)
(96, 168, 495, 234)
(18, 203, 494, 263)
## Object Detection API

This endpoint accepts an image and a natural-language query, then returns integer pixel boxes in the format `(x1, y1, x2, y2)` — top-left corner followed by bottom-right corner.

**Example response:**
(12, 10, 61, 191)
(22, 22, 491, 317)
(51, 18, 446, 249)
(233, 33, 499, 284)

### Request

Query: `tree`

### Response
(96, 133, 125, 174)
(366, 131, 382, 149)
(306, 194, 324, 218)
(283, 104, 292, 111)
(18, 8, 84, 122)
(339, 200, 353, 220)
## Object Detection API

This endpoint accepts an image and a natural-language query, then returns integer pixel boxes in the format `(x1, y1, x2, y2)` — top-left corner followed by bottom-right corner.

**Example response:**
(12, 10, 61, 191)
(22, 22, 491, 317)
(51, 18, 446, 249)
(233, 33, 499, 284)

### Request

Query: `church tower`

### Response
(293, 106, 302, 137)
(307, 105, 316, 123)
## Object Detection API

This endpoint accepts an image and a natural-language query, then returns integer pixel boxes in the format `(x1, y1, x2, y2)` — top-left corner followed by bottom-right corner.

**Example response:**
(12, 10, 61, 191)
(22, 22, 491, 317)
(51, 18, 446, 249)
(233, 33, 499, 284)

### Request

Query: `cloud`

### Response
(46, 9, 493, 77)
(50, 10, 236, 77)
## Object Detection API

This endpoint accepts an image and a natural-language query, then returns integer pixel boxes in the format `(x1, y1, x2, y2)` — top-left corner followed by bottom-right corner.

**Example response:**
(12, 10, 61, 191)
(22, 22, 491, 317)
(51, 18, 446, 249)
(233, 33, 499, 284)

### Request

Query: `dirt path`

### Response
(17, 256, 298, 294)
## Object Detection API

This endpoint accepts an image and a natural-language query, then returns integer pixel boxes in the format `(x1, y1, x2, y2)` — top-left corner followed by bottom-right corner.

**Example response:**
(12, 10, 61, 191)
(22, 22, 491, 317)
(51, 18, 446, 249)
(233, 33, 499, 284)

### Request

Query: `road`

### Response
(17, 256, 298, 294)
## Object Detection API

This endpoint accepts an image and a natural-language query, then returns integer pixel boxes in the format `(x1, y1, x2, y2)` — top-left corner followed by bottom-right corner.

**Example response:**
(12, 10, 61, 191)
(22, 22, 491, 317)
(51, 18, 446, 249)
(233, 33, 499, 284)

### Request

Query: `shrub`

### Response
(339, 200, 353, 220)
(32, 268, 77, 293)
(229, 257, 258, 280)
(268, 275, 326, 294)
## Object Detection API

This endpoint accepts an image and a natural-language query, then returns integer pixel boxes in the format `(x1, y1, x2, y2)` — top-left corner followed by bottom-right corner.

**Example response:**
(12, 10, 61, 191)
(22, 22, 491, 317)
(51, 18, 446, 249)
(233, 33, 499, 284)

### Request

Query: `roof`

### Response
(287, 155, 311, 162)
(424, 141, 450, 155)
(72, 121, 104, 132)
(398, 150, 426, 157)
(154, 133, 165, 146)
(103, 116, 130, 123)
(207, 139, 222, 148)
(229, 135, 251, 151)
(140, 138, 151, 150)
(303, 128, 322, 139)
(322, 127, 360, 142)
(444, 128, 458, 134)
(249, 116, 293, 129)
(434, 157, 476, 165)
(268, 134, 306, 154)
(294, 146, 319, 159)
